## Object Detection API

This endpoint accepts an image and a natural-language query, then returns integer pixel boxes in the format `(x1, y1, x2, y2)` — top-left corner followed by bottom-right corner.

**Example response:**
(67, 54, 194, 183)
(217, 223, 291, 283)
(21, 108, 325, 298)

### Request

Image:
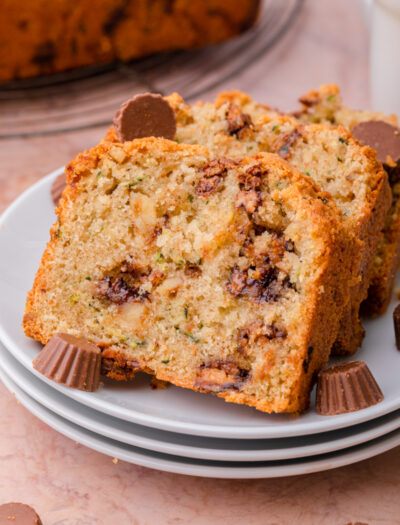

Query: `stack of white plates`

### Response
(0, 170, 400, 479)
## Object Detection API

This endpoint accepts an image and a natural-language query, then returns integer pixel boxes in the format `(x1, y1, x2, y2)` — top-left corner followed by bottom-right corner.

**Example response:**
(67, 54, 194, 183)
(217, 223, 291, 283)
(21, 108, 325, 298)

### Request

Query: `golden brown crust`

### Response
(361, 197, 400, 315)
(0, 0, 260, 81)
(332, 137, 391, 354)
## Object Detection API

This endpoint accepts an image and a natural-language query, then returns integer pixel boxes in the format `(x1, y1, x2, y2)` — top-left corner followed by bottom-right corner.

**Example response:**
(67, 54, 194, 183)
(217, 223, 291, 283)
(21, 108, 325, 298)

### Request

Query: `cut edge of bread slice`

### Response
(295, 83, 400, 316)
(23, 137, 358, 413)
(117, 90, 390, 355)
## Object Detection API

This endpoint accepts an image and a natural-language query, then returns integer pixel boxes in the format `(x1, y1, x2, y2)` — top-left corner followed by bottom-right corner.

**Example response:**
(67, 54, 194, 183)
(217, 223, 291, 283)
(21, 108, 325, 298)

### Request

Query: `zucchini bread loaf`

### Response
(24, 138, 356, 413)
(294, 84, 400, 316)
(106, 91, 389, 355)
(0, 0, 259, 81)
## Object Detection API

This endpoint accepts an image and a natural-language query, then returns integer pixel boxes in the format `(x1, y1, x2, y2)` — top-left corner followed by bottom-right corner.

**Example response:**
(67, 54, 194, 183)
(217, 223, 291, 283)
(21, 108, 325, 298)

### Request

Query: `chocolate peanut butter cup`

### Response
(0, 502, 42, 525)
(113, 93, 176, 142)
(51, 172, 67, 206)
(33, 333, 101, 391)
(316, 361, 383, 415)
(352, 120, 400, 168)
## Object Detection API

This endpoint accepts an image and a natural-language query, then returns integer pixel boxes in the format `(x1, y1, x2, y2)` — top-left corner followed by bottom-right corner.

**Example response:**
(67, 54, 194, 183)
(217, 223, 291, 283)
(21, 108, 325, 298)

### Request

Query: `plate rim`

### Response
(2, 341, 399, 462)
(1, 168, 400, 439)
(1, 363, 400, 479)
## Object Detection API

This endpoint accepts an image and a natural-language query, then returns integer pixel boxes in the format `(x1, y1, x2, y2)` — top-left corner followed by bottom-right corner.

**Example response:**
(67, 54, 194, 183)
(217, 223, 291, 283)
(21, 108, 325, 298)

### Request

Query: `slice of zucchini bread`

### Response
(23, 138, 356, 413)
(106, 91, 389, 355)
(294, 83, 400, 316)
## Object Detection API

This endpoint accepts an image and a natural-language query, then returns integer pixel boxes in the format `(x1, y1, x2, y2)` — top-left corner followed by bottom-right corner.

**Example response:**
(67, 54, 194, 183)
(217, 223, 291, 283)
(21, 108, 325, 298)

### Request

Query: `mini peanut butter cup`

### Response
(33, 333, 101, 391)
(316, 361, 383, 416)
(51, 172, 67, 206)
(0, 502, 42, 525)
(113, 93, 176, 142)
(352, 120, 400, 167)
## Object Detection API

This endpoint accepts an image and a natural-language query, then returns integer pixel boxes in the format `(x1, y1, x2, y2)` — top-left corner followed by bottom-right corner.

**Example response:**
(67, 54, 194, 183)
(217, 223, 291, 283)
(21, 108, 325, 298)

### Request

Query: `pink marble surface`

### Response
(1, 1, 400, 523)
(1, 382, 400, 525)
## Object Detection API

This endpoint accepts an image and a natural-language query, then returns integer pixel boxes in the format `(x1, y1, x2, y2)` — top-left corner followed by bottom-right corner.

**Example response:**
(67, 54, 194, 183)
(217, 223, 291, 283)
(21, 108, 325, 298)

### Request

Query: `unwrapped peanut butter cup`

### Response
(51, 172, 67, 206)
(352, 120, 400, 167)
(113, 93, 176, 142)
(316, 361, 383, 416)
(0, 502, 42, 525)
(33, 333, 101, 391)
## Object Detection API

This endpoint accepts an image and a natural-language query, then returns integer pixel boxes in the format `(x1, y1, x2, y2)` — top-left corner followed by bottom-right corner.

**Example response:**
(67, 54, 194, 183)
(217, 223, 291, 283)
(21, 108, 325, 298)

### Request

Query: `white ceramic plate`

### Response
(1, 363, 400, 479)
(1, 340, 400, 462)
(1, 169, 400, 439)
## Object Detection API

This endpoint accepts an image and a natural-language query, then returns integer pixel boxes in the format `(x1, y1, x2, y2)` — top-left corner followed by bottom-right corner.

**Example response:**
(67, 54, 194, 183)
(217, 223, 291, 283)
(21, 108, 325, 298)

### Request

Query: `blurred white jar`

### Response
(368, 0, 400, 116)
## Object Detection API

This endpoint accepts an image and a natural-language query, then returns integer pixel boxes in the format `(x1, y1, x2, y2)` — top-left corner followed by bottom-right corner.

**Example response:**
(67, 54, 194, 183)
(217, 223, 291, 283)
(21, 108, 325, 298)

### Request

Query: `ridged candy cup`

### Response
(316, 361, 383, 416)
(33, 333, 101, 392)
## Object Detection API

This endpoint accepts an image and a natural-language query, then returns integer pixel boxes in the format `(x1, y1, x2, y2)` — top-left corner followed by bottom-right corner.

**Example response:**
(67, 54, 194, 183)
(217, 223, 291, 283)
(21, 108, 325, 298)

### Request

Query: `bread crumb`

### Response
(112, 457, 119, 464)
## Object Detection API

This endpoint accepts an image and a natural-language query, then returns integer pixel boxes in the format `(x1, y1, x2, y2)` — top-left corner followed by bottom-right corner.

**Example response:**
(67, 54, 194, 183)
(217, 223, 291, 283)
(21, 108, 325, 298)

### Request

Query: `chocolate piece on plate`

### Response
(51, 172, 67, 206)
(393, 304, 400, 350)
(316, 360, 383, 416)
(113, 93, 176, 142)
(33, 333, 101, 391)
(0, 502, 42, 525)
(352, 120, 400, 168)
